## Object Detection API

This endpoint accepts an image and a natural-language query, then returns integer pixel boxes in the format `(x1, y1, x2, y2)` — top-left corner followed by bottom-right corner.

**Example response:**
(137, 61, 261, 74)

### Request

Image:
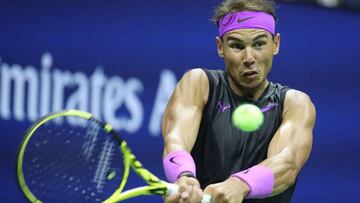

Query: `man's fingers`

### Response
(204, 183, 221, 203)
(179, 188, 201, 202)
(185, 177, 201, 187)
(170, 176, 204, 203)
(164, 193, 181, 203)
(193, 186, 204, 202)
(180, 191, 190, 199)
(178, 176, 200, 187)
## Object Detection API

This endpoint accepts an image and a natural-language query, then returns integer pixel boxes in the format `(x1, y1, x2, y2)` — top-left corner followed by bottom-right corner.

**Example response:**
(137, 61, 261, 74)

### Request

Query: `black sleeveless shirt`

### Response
(191, 69, 295, 202)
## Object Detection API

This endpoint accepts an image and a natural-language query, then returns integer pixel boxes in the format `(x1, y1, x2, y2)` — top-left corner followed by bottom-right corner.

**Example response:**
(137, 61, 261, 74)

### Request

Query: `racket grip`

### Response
(201, 194, 212, 203)
(166, 184, 212, 203)
(166, 184, 179, 196)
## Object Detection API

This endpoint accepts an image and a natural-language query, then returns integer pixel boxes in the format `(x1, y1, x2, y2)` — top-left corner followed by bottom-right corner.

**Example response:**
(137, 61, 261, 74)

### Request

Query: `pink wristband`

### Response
(163, 150, 196, 183)
(231, 165, 274, 198)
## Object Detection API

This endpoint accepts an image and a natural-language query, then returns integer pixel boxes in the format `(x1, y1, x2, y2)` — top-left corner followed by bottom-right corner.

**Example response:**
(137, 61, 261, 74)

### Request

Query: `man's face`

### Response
(216, 29, 280, 89)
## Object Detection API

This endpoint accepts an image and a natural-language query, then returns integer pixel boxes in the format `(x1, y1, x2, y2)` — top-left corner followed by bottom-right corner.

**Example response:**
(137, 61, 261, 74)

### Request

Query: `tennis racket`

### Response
(16, 109, 211, 203)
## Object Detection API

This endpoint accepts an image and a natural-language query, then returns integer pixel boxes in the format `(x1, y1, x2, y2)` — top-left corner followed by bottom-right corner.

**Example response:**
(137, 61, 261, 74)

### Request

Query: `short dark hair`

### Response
(212, 0, 277, 26)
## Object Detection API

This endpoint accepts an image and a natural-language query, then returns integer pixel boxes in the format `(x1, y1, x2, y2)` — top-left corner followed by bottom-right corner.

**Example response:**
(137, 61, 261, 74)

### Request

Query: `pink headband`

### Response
(218, 11, 275, 37)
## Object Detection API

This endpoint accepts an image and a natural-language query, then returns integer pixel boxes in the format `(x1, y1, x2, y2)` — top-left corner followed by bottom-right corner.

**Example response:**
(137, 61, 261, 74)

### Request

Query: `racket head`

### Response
(17, 110, 126, 203)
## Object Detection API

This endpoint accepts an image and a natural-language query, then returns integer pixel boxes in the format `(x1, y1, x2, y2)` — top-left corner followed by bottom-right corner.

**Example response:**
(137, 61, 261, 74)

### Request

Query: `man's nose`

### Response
(243, 47, 255, 68)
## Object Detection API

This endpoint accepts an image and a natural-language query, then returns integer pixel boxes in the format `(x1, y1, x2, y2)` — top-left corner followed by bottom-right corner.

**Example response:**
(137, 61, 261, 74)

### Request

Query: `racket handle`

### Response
(166, 184, 212, 203)
(201, 194, 212, 203)
(166, 184, 179, 196)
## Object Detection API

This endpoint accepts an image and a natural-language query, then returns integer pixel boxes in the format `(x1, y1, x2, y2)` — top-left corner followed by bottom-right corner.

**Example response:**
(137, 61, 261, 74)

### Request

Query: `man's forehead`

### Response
(225, 29, 271, 41)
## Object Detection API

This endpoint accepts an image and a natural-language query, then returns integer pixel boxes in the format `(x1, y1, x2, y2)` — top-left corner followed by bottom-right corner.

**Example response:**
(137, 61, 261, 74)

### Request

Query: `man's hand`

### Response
(203, 177, 250, 203)
(164, 176, 204, 203)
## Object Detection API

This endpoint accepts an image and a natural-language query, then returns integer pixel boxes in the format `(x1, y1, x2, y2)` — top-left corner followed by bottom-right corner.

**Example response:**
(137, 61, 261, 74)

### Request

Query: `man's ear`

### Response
(273, 33, 280, 55)
(216, 36, 224, 58)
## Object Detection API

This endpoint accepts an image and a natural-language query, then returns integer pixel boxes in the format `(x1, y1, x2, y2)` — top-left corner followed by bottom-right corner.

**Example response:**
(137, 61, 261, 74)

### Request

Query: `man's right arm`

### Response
(162, 68, 209, 155)
(162, 68, 209, 203)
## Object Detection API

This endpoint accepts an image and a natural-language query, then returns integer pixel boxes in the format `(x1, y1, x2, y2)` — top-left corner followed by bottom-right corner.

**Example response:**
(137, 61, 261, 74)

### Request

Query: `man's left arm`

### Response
(260, 89, 316, 196)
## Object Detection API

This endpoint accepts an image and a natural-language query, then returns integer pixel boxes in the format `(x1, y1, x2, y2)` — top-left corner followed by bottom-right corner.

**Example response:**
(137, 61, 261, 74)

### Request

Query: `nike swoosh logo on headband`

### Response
(237, 16, 254, 23)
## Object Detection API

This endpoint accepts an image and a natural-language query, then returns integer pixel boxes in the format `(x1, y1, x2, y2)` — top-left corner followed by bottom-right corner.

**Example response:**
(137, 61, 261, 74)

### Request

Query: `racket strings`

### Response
(93, 137, 115, 192)
(21, 117, 124, 202)
(83, 120, 101, 161)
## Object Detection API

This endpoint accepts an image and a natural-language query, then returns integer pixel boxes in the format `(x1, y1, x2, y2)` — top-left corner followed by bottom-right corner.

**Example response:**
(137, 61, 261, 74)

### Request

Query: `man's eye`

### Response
(254, 41, 266, 48)
(230, 43, 245, 50)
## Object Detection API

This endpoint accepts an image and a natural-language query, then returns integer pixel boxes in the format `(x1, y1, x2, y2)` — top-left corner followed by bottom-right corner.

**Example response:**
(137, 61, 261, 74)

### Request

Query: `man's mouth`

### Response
(242, 71, 258, 79)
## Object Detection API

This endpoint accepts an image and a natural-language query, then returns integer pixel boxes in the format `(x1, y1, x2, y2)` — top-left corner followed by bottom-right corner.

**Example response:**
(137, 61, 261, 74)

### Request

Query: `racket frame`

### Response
(17, 110, 94, 203)
(16, 110, 172, 203)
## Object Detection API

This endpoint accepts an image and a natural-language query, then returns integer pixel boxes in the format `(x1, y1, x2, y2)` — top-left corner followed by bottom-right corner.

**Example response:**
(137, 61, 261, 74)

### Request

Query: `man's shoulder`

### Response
(180, 68, 210, 104)
(281, 89, 316, 130)
(184, 68, 226, 84)
(283, 89, 316, 115)
(182, 68, 208, 83)
(285, 89, 312, 104)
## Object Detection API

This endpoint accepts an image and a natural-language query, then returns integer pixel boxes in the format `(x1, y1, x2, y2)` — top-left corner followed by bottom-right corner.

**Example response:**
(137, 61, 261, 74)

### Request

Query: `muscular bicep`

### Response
(162, 69, 209, 155)
(268, 90, 315, 168)
(261, 90, 316, 195)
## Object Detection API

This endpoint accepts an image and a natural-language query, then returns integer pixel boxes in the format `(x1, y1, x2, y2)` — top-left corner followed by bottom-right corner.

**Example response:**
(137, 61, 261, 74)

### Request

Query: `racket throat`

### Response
(103, 185, 168, 203)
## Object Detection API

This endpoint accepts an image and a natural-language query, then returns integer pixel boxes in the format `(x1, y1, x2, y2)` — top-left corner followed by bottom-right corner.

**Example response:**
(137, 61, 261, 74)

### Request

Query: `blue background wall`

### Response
(1, 1, 359, 202)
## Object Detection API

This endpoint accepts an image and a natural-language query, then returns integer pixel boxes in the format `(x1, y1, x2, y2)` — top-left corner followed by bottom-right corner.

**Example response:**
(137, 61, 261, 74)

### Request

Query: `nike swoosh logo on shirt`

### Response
(261, 103, 278, 112)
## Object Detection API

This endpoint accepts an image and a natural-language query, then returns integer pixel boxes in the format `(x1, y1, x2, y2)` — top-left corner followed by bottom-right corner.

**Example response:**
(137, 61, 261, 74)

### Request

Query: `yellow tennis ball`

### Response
(232, 104, 264, 132)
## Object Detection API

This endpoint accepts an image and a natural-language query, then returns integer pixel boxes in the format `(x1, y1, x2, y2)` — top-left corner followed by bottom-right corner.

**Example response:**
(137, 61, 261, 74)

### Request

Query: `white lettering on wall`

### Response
(90, 68, 106, 120)
(0, 53, 177, 136)
(40, 53, 52, 117)
(149, 70, 177, 136)
(0, 63, 39, 121)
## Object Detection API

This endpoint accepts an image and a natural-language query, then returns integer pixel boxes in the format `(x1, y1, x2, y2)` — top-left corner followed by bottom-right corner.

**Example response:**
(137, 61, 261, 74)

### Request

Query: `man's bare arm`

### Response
(260, 89, 316, 196)
(162, 68, 209, 155)
(162, 68, 209, 203)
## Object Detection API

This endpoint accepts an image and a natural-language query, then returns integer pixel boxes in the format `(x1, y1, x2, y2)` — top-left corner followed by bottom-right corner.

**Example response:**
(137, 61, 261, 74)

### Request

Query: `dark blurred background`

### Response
(0, 0, 359, 202)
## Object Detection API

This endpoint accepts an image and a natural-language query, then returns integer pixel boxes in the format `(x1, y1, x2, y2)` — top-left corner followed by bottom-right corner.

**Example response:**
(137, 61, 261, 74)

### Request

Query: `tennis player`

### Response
(162, 0, 316, 202)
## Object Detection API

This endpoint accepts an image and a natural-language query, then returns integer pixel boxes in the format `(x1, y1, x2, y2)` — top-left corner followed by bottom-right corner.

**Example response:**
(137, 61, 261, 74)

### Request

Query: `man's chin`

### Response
(241, 81, 262, 89)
